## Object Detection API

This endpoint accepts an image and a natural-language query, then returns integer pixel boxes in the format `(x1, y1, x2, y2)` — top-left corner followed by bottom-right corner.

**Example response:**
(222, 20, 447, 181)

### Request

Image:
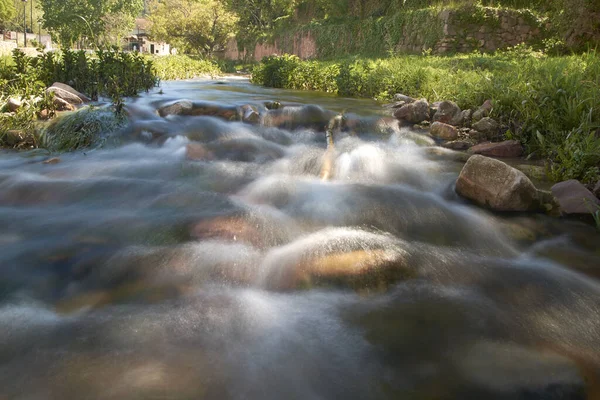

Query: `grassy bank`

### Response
(252, 49, 600, 183)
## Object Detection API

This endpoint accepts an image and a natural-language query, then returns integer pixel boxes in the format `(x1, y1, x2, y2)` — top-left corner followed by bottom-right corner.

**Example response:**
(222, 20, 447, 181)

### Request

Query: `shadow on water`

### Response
(1, 77, 599, 400)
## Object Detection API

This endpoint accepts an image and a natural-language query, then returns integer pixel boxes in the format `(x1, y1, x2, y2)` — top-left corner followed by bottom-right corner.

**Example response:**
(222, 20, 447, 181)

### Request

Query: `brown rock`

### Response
(430, 121, 458, 140)
(442, 140, 471, 150)
(551, 179, 600, 215)
(469, 140, 523, 158)
(38, 109, 52, 120)
(50, 82, 90, 102)
(472, 117, 499, 138)
(433, 100, 463, 126)
(239, 104, 259, 123)
(186, 143, 214, 161)
(43, 157, 61, 164)
(455, 155, 540, 211)
(393, 98, 430, 124)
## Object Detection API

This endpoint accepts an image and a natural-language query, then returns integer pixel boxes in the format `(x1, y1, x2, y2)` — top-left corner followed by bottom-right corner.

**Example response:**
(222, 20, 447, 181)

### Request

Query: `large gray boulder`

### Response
(50, 82, 91, 102)
(432, 100, 463, 126)
(551, 179, 600, 215)
(456, 155, 540, 211)
(46, 86, 84, 105)
(393, 98, 429, 124)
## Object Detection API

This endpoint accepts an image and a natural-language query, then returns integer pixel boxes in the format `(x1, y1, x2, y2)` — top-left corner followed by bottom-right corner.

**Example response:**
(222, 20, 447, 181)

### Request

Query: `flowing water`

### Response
(1, 77, 600, 400)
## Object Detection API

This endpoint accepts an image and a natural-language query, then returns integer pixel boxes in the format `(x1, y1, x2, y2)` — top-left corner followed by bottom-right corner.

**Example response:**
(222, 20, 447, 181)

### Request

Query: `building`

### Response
(125, 18, 173, 55)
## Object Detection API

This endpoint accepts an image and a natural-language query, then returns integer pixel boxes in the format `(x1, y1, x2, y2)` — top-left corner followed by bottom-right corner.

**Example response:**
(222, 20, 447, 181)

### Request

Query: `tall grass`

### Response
(252, 48, 600, 182)
(151, 55, 221, 80)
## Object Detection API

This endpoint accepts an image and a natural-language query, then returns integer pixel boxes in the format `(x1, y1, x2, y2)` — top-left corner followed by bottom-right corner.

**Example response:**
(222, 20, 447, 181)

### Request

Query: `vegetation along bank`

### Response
(251, 49, 600, 184)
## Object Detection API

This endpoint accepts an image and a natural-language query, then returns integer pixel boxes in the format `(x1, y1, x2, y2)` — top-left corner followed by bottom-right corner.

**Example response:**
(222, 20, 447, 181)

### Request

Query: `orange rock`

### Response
(185, 143, 214, 161)
(43, 157, 61, 164)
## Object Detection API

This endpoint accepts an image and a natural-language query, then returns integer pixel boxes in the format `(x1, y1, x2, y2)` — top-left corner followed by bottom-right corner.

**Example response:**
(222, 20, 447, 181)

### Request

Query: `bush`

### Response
(252, 50, 600, 183)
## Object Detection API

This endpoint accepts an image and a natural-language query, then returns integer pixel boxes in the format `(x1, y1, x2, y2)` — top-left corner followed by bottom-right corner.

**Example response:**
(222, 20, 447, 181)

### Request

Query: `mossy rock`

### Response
(42, 107, 128, 152)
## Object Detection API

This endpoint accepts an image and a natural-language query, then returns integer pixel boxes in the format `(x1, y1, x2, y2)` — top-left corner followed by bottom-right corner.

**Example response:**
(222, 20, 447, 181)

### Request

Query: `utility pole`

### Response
(21, 0, 27, 47)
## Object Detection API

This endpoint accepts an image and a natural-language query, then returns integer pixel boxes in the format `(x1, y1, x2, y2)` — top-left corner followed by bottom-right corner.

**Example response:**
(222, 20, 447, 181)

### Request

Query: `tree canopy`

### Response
(148, 0, 237, 55)
(0, 0, 16, 29)
(39, 0, 143, 47)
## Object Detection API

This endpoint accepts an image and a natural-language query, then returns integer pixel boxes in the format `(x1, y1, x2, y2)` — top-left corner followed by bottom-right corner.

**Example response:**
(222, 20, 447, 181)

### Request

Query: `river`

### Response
(0, 77, 599, 400)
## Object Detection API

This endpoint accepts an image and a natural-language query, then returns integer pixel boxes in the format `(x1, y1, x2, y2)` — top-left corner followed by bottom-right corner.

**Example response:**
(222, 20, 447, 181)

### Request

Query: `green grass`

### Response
(252, 48, 600, 183)
(150, 55, 222, 81)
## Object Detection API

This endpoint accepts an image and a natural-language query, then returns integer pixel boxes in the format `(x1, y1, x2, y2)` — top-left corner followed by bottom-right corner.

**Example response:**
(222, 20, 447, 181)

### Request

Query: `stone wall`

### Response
(434, 8, 542, 53)
(223, 32, 316, 61)
(223, 7, 545, 60)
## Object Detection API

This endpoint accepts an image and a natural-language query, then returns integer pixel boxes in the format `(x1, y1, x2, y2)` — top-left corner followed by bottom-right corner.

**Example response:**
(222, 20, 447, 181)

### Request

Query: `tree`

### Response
(148, 0, 238, 55)
(39, 0, 143, 47)
(0, 0, 16, 29)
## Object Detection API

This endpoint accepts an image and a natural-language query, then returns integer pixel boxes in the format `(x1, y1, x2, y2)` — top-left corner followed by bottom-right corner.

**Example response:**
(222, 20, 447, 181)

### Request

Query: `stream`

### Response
(1, 77, 599, 400)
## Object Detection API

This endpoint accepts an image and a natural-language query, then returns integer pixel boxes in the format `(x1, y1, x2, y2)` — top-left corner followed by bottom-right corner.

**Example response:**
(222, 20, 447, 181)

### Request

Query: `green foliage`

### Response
(253, 50, 600, 183)
(39, 0, 143, 47)
(0, 0, 16, 26)
(148, 0, 238, 55)
(151, 55, 221, 80)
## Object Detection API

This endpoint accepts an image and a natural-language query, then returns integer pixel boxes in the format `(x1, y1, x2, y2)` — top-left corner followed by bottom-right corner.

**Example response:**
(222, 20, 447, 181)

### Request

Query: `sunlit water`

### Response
(1, 77, 599, 400)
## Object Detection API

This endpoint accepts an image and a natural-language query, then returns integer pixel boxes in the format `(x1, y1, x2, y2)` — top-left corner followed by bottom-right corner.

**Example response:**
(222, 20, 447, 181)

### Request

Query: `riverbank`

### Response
(251, 49, 600, 184)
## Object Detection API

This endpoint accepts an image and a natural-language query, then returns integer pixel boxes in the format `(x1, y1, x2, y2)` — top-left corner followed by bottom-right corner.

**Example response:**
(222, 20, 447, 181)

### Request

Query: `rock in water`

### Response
(393, 98, 430, 124)
(456, 155, 540, 211)
(551, 179, 600, 215)
(432, 100, 463, 126)
(50, 82, 91, 102)
(430, 121, 458, 140)
(469, 140, 524, 158)
(46, 86, 84, 105)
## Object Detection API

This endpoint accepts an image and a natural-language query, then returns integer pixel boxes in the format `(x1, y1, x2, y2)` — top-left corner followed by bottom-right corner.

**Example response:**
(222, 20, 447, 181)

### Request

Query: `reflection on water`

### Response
(1, 77, 599, 400)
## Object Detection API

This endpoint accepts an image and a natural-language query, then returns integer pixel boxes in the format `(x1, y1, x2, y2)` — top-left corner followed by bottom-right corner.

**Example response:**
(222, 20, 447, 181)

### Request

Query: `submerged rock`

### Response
(469, 140, 523, 158)
(394, 98, 430, 124)
(551, 180, 600, 215)
(456, 155, 540, 211)
(261, 104, 335, 131)
(430, 121, 458, 140)
(157, 100, 239, 120)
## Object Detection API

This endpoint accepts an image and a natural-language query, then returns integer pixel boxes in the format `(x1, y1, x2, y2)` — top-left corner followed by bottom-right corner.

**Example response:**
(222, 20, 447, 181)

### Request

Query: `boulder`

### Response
(461, 109, 473, 128)
(442, 140, 471, 150)
(430, 121, 458, 140)
(472, 117, 499, 138)
(158, 100, 239, 120)
(393, 93, 415, 103)
(393, 98, 430, 124)
(551, 179, 600, 215)
(157, 100, 194, 117)
(53, 97, 75, 111)
(455, 155, 540, 211)
(50, 82, 91, 102)
(7, 97, 22, 112)
(432, 100, 463, 126)
(472, 99, 493, 121)
(46, 86, 84, 105)
(239, 104, 259, 123)
(469, 140, 524, 158)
